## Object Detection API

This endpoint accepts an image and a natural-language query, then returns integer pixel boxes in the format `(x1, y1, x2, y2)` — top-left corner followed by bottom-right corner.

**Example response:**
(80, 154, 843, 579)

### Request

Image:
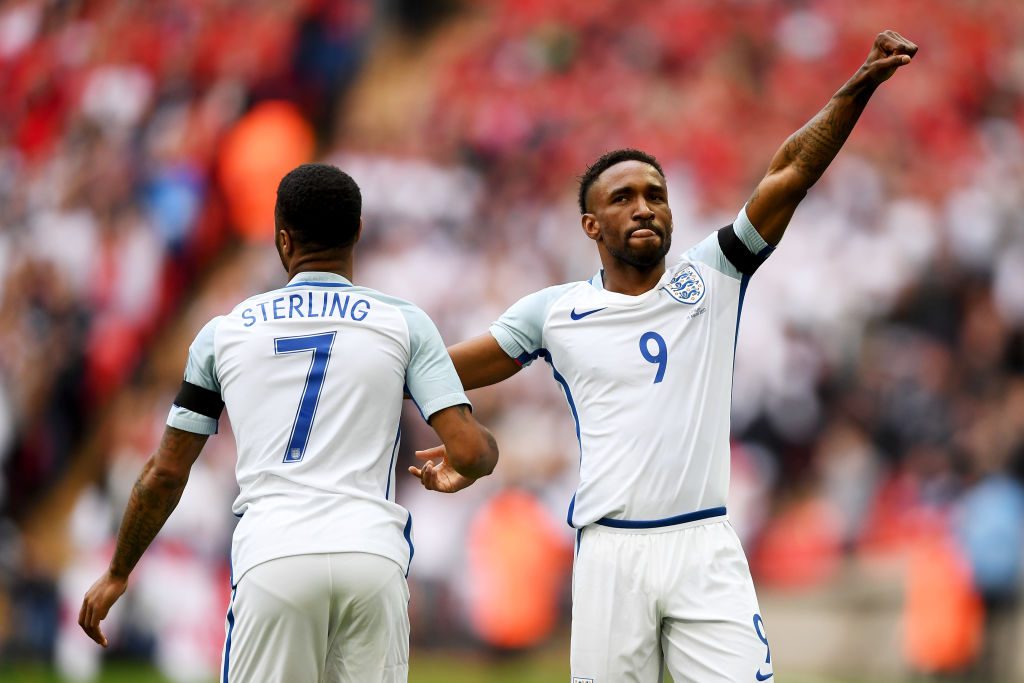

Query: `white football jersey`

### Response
(490, 208, 771, 529)
(167, 272, 469, 584)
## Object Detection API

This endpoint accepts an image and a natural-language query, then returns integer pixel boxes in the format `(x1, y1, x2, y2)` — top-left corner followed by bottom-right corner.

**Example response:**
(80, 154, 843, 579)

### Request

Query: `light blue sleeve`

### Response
(489, 284, 574, 366)
(685, 206, 773, 280)
(400, 305, 470, 421)
(167, 317, 223, 435)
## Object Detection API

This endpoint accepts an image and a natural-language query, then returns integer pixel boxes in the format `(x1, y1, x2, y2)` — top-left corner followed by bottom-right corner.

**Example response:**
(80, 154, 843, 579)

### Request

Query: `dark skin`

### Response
(416, 30, 917, 453)
(80, 217, 499, 647)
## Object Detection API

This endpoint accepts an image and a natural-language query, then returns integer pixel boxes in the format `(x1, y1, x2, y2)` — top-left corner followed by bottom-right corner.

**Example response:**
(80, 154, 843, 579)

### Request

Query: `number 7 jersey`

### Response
(490, 208, 772, 529)
(166, 272, 469, 585)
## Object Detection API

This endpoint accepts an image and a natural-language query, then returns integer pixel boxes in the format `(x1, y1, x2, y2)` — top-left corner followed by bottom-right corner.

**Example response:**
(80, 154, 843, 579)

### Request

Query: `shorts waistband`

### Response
(592, 506, 727, 532)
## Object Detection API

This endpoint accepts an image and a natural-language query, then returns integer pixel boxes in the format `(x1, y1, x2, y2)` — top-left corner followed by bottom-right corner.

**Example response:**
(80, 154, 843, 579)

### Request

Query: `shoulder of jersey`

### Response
(542, 279, 613, 322)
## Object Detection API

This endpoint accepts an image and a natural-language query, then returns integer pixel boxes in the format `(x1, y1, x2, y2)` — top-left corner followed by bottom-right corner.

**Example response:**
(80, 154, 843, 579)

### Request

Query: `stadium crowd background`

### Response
(1, 0, 1023, 681)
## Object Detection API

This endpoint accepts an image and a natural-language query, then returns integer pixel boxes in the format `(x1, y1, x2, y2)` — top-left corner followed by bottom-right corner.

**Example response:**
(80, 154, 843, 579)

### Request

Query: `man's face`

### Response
(583, 161, 673, 269)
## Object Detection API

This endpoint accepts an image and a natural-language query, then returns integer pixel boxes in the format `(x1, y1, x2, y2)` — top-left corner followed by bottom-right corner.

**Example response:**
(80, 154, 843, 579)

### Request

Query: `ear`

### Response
(277, 228, 292, 256)
(353, 218, 363, 245)
(581, 213, 601, 242)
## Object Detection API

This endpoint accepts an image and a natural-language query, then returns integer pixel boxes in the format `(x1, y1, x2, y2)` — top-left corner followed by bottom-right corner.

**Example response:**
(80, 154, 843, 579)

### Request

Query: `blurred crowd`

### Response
(3, 0, 1024, 681)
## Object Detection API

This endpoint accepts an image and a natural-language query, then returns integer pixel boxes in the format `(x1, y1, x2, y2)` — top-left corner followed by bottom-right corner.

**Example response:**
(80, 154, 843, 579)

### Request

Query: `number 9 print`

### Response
(639, 331, 667, 384)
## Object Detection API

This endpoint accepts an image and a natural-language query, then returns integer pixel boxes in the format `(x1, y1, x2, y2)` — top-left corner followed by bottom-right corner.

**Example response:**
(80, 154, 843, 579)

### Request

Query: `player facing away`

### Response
(79, 163, 499, 683)
(412, 31, 917, 681)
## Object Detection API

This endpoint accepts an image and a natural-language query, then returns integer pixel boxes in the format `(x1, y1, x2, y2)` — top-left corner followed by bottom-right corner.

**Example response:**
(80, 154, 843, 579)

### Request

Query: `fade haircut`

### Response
(578, 149, 665, 214)
(275, 163, 362, 250)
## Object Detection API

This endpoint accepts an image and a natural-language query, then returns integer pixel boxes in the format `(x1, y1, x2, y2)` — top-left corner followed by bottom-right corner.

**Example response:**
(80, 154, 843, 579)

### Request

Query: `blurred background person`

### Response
(2, 1, 1024, 682)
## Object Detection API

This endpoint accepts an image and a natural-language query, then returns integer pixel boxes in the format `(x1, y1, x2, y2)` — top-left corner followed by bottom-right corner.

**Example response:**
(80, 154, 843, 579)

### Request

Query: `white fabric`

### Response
(490, 218, 765, 527)
(570, 519, 772, 683)
(167, 271, 469, 583)
(222, 552, 409, 683)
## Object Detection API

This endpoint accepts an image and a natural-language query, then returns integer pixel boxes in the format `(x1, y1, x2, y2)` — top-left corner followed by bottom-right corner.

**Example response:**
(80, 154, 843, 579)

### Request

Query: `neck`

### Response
(286, 249, 354, 282)
(599, 256, 665, 295)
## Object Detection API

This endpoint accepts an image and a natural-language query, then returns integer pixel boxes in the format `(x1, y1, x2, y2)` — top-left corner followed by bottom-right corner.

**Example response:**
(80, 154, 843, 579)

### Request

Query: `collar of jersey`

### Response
(587, 267, 673, 303)
(286, 271, 353, 288)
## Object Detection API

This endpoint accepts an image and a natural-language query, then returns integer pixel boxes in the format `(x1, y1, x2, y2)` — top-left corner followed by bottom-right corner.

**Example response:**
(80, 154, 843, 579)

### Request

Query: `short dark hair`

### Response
(275, 163, 362, 249)
(578, 149, 665, 214)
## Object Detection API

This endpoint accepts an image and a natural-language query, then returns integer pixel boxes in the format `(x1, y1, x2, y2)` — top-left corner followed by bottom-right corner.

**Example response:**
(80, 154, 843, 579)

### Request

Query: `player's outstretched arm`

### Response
(746, 30, 918, 245)
(447, 334, 522, 391)
(79, 426, 207, 647)
(410, 404, 498, 492)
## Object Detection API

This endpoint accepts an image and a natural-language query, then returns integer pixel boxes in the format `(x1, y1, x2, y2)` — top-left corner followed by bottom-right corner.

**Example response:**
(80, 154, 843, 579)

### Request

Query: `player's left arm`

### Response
(746, 30, 918, 245)
(79, 426, 207, 647)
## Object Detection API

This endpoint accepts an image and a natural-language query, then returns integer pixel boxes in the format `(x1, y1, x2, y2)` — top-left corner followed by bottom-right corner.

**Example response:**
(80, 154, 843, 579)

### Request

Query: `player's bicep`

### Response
(745, 166, 806, 246)
(448, 334, 521, 391)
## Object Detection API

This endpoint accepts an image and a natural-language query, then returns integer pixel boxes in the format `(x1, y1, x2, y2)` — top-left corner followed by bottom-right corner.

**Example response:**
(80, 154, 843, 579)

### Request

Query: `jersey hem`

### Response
(594, 505, 727, 529)
(584, 507, 729, 534)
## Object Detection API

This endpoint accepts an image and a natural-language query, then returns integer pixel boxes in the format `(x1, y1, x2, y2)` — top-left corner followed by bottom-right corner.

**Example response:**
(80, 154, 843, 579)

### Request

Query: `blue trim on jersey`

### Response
(515, 348, 545, 366)
(284, 281, 352, 288)
(574, 528, 582, 558)
(403, 514, 414, 577)
(595, 505, 727, 529)
(384, 426, 402, 499)
(404, 383, 428, 422)
(536, 349, 584, 527)
(546, 357, 581, 450)
(735, 274, 750, 350)
(730, 272, 751, 393)
(221, 586, 237, 683)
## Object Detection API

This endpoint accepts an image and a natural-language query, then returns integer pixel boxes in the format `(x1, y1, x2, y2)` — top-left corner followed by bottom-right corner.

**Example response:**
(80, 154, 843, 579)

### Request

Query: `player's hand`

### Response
(860, 30, 918, 85)
(409, 445, 476, 493)
(79, 571, 128, 647)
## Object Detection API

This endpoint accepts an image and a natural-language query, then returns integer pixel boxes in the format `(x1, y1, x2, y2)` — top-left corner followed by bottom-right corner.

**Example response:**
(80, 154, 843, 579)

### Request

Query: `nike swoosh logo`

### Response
(755, 671, 774, 681)
(570, 307, 606, 320)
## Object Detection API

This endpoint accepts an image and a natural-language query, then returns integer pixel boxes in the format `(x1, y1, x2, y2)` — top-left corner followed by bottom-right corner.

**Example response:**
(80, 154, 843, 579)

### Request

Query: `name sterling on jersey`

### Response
(242, 291, 372, 327)
(663, 265, 705, 305)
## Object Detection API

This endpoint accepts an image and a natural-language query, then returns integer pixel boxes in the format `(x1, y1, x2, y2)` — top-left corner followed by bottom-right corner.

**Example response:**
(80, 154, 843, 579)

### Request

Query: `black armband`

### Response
(717, 223, 769, 276)
(173, 381, 224, 419)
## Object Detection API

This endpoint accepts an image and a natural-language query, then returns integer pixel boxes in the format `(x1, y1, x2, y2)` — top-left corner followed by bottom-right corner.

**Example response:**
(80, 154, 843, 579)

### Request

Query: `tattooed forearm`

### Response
(776, 76, 877, 188)
(108, 428, 206, 579)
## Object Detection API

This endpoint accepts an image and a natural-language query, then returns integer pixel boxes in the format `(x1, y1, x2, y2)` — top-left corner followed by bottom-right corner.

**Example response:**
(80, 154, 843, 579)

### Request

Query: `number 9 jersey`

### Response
(166, 272, 469, 586)
(489, 207, 772, 530)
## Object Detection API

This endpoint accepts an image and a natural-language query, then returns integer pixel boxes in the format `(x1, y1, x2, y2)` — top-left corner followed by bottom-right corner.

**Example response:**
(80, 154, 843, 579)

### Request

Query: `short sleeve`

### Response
(402, 306, 470, 421)
(167, 317, 223, 435)
(489, 284, 571, 366)
(686, 206, 774, 279)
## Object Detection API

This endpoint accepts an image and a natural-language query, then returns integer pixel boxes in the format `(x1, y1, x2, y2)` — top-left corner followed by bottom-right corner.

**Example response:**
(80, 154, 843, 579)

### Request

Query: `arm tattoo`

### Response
(780, 78, 875, 188)
(108, 428, 204, 578)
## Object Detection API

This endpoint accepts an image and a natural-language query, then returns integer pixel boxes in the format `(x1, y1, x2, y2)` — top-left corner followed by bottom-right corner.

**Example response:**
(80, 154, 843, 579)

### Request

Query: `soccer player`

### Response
(78, 163, 499, 682)
(412, 31, 917, 681)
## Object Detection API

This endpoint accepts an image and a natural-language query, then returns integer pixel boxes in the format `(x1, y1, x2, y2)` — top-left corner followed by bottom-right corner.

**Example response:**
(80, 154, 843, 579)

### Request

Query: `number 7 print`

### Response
(274, 332, 336, 463)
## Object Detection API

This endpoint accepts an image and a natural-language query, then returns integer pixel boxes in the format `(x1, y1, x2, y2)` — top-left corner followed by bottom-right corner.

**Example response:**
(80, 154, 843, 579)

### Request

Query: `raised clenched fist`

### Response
(860, 30, 918, 86)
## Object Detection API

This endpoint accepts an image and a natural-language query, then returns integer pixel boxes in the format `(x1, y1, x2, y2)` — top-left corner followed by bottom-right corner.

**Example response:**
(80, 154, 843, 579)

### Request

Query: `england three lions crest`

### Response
(664, 265, 705, 305)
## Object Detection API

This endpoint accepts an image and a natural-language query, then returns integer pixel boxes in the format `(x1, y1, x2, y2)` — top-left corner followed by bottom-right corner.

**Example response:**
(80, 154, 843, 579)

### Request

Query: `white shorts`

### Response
(570, 516, 773, 683)
(221, 552, 410, 683)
